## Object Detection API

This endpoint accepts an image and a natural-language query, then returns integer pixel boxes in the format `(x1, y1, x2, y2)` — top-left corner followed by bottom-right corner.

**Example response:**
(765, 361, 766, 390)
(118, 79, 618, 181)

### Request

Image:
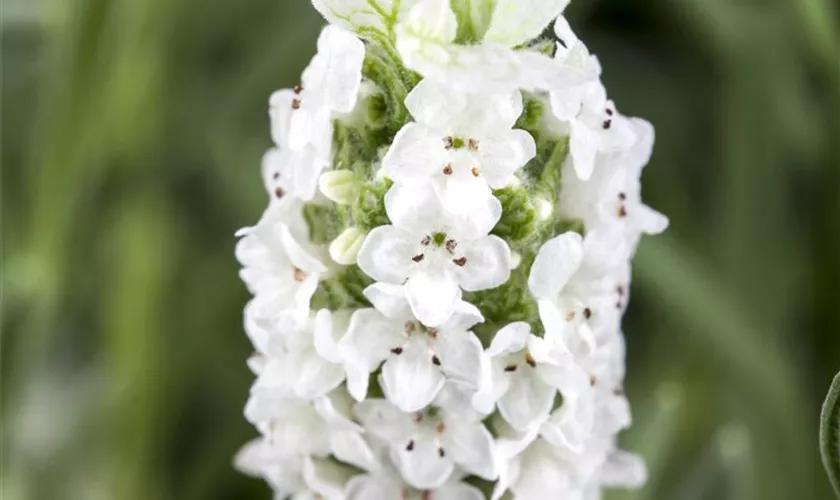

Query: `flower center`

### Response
(405, 406, 448, 459)
(412, 234, 467, 269)
(503, 351, 538, 373)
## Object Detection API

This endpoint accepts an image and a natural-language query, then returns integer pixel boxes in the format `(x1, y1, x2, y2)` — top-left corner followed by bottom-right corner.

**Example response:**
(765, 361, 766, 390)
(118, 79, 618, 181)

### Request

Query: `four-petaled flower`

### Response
(383, 78, 536, 226)
(236, 211, 327, 332)
(357, 184, 511, 327)
(473, 322, 588, 432)
(340, 283, 485, 412)
(355, 384, 496, 489)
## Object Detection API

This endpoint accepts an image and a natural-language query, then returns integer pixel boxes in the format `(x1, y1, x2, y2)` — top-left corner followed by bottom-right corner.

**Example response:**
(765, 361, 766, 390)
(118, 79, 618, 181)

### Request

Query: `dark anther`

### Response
(467, 138, 479, 151)
(274, 187, 285, 199)
(442, 163, 453, 175)
(391, 347, 404, 355)
(452, 257, 467, 267)
(504, 364, 518, 372)
(406, 440, 415, 452)
(618, 192, 627, 200)
(412, 254, 425, 263)
(618, 206, 628, 218)
(583, 308, 592, 319)
(291, 99, 302, 110)
(443, 137, 455, 149)
(438, 447, 446, 458)
(525, 354, 537, 368)
(272, 172, 280, 180)
(602, 119, 612, 129)
(293, 85, 304, 94)
(421, 235, 432, 246)
(606, 108, 614, 116)
(432, 355, 441, 366)
(445, 239, 457, 253)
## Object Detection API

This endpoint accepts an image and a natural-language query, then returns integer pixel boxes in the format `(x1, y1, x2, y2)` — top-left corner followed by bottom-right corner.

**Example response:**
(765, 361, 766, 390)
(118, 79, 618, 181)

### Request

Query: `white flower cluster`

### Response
(235, 1, 667, 499)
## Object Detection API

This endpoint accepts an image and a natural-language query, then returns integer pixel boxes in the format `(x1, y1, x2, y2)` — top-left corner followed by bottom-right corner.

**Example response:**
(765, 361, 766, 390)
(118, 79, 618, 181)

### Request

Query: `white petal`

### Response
(498, 372, 556, 431)
(443, 423, 497, 479)
(345, 473, 403, 499)
(303, 457, 351, 500)
(478, 129, 537, 189)
(601, 450, 648, 488)
(436, 481, 485, 500)
(330, 431, 380, 472)
(381, 344, 446, 412)
(632, 203, 670, 235)
(279, 223, 328, 274)
(540, 390, 594, 453)
(363, 282, 413, 319)
(405, 271, 462, 327)
(340, 309, 405, 400)
(437, 330, 484, 388)
(313, 390, 362, 432)
(510, 442, 576, 498)
(484, 0, 571, 47)
(570, 119, 600, 181)
(404, 78, 470, 129)
(354, 399, 415, 443)
(406, 80, 523, 133)
(314, 26, 365, 113)
(472, 360, 510, 415)
(382, 123, 449, 185)
(396, 437, 455, 489)
(452, 235, 511, 292)
(443, 300, 485, 331)
(356, 226, 415, 284)
(384, 183, 443, 233)
(486, 322, 531, 358)
(313, 309, 342, 363)
(437, 179, 501, 240)
(528, 231, 584, 300)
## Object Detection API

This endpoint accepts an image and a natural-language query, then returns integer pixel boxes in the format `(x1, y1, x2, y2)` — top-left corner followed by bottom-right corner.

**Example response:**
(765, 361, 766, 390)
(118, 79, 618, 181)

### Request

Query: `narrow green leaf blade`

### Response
(821, 371, 840, 497)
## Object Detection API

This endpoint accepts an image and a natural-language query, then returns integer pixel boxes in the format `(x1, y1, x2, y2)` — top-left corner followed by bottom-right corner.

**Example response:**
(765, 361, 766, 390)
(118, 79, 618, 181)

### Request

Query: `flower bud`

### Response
(329, 227, 367, 265)
(319, 170, 361, 205)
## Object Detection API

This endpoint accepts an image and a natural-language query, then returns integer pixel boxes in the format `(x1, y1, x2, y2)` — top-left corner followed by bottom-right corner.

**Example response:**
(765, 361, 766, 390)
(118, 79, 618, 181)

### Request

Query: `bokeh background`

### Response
(2, 0, 838, 499)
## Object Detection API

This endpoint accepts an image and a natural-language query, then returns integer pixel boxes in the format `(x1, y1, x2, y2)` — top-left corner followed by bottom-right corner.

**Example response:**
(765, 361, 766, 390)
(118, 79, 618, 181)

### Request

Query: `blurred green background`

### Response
(2, 0, 838, 499)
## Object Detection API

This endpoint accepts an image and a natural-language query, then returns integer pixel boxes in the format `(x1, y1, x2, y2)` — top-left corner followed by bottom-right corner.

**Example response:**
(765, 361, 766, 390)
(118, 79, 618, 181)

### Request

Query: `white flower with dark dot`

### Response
(339, 283, 485, 412)
(473, 322, 588, 432)
(558, 117, 669, 241)
(383, 79, 535, 224)
(235, 436, 354, 500)
(549, 18, 635, 181)
(357, 184, 511, 327)
(250, 310, 347, 401)
(267, 25, 365, 200)
(236, 211, 327, 332)
(355, 384, 496, 489)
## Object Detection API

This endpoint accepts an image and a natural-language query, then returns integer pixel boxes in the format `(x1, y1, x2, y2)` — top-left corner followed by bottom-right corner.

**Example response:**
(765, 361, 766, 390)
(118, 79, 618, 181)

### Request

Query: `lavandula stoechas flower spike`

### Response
(235, 2, 667, 498)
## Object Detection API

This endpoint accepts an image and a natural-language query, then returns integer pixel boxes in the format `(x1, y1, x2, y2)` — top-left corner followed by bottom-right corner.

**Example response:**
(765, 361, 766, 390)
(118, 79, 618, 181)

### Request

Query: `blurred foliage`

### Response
(1, 0, 838, 499)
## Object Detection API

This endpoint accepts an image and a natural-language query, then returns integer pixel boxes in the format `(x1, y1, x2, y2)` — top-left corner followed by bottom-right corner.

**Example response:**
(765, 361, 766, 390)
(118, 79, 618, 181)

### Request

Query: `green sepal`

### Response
(311, 265, 373, 311)
(303, 202, 347, 244)
(450, 0, 496, 44)
(467, 252, 541, 346)
(351, 178, 393, 231)
(492, 184, 538, 248)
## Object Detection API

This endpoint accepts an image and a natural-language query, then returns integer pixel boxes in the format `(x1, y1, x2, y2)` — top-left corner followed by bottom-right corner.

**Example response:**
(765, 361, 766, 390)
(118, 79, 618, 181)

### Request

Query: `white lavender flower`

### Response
(235, 2, 667, 498)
